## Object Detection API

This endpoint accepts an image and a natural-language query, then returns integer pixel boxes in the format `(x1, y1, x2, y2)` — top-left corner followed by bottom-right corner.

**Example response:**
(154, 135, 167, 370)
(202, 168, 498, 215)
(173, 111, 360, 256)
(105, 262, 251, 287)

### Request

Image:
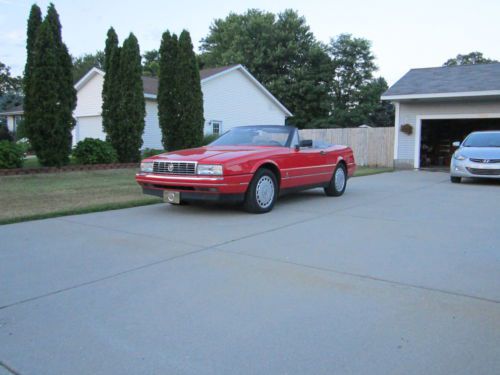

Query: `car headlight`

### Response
(453, 153, 466, 161)
(140, 161, 153, 172)
(197, 164, 223, 175)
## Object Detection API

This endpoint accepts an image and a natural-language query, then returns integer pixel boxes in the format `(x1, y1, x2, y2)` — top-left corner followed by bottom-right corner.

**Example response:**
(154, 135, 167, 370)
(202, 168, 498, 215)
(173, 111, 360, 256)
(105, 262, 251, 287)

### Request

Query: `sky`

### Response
(1, 0, 499, 85)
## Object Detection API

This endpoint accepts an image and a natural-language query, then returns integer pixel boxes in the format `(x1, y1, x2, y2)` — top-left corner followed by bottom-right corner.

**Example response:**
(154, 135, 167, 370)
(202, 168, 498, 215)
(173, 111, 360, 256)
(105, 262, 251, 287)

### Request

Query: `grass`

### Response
(0, 166, 392, 225)
(22, 156, 78, 168)
(0, 168, 160, 225)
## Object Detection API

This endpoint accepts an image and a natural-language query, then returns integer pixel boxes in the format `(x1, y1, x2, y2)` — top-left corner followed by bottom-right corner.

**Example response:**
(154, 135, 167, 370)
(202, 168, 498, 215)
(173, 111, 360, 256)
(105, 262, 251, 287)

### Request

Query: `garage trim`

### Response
(413, 113, 500, 168)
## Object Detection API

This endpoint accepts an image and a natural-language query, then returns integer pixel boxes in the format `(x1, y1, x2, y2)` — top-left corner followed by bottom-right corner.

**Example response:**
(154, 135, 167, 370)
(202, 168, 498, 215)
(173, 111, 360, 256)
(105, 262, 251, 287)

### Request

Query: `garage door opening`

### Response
(420, 118, 500, 168)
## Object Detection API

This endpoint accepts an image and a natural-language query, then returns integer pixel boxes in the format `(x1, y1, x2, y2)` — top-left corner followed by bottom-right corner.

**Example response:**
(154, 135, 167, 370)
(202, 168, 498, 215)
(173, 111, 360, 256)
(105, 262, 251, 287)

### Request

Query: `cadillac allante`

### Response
(136, 125, 356, 213)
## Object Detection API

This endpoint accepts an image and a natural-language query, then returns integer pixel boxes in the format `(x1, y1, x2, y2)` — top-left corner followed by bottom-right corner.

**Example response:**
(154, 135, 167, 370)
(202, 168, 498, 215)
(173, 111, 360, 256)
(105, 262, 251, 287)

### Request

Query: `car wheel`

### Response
(324, 163, 347, 197)
(450, 176, 461, 183)
(244, 169, 278, 213)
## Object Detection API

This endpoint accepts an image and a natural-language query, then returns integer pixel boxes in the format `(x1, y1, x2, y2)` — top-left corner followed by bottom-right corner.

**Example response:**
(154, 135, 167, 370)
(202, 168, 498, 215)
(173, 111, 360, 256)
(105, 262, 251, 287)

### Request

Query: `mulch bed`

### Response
(0, 163, 139, 176)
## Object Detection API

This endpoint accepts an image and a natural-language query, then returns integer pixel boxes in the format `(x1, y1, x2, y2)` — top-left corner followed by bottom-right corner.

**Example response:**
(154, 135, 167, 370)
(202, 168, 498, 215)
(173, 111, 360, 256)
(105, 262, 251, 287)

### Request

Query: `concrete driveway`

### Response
(1, 171, 499, 375)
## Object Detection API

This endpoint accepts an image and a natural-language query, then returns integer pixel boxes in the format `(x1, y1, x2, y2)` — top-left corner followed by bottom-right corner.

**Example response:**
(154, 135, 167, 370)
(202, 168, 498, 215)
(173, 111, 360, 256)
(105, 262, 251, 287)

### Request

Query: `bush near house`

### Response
(0, 140, 24, 169)
(72, 138, 118, 165)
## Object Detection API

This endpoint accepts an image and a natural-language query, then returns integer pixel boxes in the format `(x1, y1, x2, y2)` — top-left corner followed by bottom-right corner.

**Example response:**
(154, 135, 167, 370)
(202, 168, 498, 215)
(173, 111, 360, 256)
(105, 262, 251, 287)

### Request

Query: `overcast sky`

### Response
(1, 0, 499, 85)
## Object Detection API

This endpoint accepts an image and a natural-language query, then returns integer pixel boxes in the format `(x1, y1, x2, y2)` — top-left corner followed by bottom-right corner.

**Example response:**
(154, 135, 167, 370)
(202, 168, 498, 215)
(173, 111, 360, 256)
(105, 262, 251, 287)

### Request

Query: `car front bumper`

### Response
(135, 172, 253, 202)
(450, 158, 500, 179)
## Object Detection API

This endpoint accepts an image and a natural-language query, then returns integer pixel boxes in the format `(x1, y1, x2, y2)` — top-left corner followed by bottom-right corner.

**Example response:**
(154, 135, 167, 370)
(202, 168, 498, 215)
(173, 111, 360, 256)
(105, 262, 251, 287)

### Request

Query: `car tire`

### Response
(450, 176, 461, 183)
(324, 163, 347, 197)
(244, 168, 278, 213)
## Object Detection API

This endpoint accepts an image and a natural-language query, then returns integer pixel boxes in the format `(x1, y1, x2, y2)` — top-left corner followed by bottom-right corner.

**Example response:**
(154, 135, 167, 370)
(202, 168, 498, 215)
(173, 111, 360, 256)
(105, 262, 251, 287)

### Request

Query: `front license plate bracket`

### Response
(163, 190, 181, 204)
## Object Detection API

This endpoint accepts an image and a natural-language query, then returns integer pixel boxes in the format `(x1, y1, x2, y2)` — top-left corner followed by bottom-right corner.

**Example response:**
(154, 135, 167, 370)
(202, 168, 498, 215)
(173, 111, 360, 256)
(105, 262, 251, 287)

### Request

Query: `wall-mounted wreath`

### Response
(400, 123, 413, 135)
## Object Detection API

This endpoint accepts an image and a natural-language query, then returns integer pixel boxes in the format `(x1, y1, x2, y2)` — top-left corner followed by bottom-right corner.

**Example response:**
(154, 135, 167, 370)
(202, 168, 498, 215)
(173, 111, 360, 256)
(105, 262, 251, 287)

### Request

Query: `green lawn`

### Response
(0, 169, 160, 225)
(0, 166, 392, 225)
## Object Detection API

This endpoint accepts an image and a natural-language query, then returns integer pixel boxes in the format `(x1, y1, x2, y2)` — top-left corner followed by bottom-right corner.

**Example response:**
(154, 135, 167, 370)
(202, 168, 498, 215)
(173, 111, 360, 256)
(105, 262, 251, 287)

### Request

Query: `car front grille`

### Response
(153, 161, 196, 175)
(466, 167, 500, 176)
(470, 158, 500, 164)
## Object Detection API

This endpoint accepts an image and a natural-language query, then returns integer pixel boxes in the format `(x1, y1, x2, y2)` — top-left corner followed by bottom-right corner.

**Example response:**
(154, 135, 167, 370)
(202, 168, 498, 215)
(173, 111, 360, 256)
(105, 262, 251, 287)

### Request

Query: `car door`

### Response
(279, 131, 336, 189)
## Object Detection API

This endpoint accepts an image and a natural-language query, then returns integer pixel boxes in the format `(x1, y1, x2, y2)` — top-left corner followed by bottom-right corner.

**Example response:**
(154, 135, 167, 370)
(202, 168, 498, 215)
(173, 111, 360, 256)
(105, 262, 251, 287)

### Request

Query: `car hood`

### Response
(151, 146, 278, 163)
(458, 147, 500, 159)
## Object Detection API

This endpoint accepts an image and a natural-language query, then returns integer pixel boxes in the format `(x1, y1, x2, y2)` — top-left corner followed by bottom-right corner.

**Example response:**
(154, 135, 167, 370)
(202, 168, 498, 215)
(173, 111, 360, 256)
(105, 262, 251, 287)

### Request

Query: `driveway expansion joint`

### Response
(217, 249, 500, 305)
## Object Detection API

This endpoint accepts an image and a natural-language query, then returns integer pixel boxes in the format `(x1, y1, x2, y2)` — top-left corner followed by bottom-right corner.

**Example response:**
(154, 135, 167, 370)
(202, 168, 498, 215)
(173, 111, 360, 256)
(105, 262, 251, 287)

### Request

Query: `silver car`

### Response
(450, 131, 500, 183)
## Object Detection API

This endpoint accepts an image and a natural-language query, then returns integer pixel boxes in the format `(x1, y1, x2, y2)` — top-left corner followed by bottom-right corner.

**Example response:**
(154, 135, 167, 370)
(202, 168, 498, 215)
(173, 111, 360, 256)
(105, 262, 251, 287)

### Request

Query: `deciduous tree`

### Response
(444, 52, 497, 66)
(72, 51, 105, 82)
(199, 9, 331, 128)
(327, 34, 393, 127)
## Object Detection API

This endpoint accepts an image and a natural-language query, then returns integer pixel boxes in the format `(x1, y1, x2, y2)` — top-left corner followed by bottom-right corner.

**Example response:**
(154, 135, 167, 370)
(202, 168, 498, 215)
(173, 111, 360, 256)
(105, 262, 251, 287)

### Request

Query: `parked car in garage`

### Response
(450, 131, 500, 183)
(136, 125, 356, 213)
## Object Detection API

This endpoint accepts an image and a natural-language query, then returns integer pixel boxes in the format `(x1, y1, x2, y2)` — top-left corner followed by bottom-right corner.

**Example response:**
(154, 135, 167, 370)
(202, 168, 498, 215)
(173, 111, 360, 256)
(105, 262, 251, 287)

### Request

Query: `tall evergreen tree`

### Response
(23, 4, 42, 142)
(24, 4, 76, 166)
(28, 20, 63, 165)
(177, 30, 204, 149)
(158, 31, 180, 150)
(116, 33, 145, 162)
(102, 27, 122, 151)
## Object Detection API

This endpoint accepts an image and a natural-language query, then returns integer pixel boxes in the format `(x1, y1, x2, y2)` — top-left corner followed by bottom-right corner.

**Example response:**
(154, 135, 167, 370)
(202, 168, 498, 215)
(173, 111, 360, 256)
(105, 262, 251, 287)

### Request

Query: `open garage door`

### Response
(420, 118, 500, 168)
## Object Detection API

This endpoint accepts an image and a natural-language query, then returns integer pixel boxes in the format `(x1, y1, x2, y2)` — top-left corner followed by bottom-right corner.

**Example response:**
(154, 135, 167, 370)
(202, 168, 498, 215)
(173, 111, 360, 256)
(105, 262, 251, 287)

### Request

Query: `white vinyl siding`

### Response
(73, 116, 105, 144)
(142, 99, 162, 149)
(74, 73, 104, 117)
(202, 69, 286, 135)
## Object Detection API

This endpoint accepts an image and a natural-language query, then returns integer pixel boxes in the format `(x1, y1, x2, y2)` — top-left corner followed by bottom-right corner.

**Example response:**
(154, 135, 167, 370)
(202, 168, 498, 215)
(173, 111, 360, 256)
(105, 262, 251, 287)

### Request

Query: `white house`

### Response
(382, 63, 500, 169)
(74, 64, 292, 149)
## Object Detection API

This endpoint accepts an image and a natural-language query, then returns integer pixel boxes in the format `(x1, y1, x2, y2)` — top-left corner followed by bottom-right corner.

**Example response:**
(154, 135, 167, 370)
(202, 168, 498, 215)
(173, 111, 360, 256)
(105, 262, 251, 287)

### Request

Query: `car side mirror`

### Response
(452, 141, 461, 147)
(299, 139, 313, 148)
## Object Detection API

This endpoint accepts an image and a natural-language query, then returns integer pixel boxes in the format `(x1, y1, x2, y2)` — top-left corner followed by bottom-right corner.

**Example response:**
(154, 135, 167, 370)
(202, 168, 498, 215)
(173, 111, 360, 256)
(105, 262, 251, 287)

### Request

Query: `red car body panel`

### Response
(136, 144, 356, 201)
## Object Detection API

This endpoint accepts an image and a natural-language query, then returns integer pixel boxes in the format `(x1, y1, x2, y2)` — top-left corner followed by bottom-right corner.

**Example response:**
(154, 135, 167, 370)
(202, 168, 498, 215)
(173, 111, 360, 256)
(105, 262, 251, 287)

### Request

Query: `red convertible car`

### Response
(136, 125, 356, 213)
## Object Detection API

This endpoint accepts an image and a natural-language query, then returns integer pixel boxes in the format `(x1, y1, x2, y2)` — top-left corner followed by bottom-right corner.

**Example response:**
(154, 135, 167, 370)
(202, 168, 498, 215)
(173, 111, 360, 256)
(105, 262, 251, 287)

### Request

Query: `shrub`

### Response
(0, 140, 24, 169)
(142, 148, 165, 158)
(72, 138, 118, 165)
(0, 124, 14, 142)
(202, 134, 219, 146)
(16, 138, 32, 155)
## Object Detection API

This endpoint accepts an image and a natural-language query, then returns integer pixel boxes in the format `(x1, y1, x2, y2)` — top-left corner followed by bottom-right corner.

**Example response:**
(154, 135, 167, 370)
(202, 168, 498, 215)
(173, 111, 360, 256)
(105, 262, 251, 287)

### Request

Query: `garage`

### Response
(73, 116, 106, 145)
(382, 63, 500, 169)
(420, 118, 500, 167)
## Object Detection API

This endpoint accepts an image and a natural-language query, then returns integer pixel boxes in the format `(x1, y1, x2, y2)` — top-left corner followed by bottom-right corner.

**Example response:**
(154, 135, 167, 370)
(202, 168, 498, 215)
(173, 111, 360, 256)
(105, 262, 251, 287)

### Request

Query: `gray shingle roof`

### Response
(0, 104, 23, 115)
(383, 63, 500, 98)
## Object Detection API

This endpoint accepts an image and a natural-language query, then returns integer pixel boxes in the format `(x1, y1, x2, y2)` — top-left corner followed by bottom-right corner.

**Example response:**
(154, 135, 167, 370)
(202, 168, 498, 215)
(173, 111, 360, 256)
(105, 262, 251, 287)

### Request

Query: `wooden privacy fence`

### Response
(299, 127, 394, 167)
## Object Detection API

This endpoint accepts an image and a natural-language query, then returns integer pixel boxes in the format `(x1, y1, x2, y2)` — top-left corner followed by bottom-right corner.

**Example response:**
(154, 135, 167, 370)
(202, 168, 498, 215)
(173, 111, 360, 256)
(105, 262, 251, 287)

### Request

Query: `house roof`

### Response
(382, 63, 500, 101)
(0, 104, 24, 116)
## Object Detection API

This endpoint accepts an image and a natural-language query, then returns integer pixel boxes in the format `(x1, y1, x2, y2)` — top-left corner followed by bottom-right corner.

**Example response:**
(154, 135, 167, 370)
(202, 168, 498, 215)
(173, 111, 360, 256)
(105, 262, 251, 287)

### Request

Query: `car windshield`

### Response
(209, 126, 294, 147)
(463, 133, 500, 147)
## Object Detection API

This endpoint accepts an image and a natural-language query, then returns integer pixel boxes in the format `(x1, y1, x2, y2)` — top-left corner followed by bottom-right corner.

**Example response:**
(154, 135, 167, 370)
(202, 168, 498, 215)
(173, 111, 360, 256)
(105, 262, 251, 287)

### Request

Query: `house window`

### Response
(210, 121, 222, 136)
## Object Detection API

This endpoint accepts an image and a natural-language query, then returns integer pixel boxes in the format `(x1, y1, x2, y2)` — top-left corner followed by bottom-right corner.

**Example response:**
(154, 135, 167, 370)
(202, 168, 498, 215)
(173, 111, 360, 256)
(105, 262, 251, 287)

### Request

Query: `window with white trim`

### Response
(210, 120, 222, 136)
